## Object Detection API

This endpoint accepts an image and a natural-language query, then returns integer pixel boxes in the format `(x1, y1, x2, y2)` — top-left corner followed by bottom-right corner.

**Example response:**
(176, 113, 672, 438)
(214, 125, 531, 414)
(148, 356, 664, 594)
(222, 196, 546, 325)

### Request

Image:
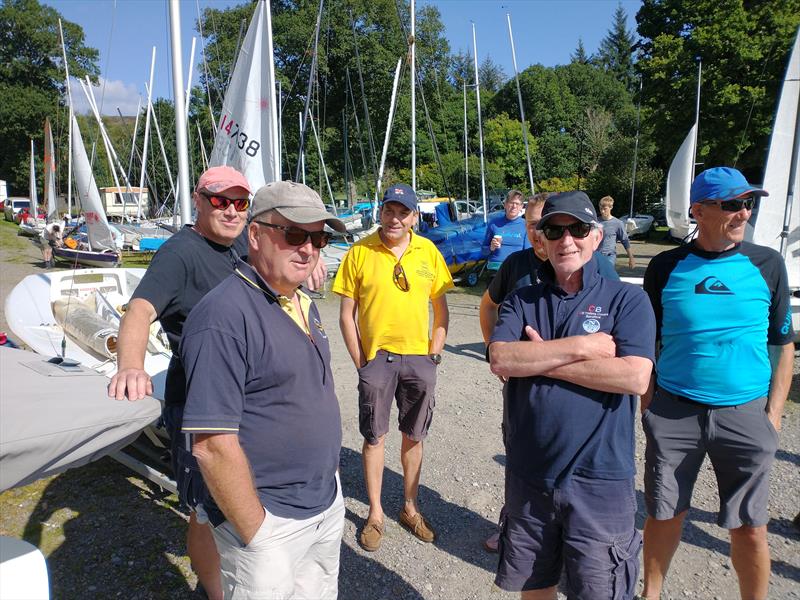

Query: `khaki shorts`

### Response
(357, 350, 438, 445)
(642, 388, 778, 528)
(211, 476, 345, 600)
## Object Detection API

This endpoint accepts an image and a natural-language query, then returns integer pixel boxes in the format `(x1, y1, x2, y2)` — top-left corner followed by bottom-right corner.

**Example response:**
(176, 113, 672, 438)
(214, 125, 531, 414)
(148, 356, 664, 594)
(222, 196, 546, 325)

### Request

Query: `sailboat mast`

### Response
(472, 24, 488, 223)
(58, 19, 73, 218)
(629, 77, 642, 218)
(168, 0, 193, 225)
(506, 14, 534, 194)
(692, 60, 702, 176)
(30, 140, 38, 215)
(375, 58, 403, 209)
(410, 0, 416, 190)
(296, 0, 324, 182)
(463, 80, 468, 204)
(138, 49, 156, 220)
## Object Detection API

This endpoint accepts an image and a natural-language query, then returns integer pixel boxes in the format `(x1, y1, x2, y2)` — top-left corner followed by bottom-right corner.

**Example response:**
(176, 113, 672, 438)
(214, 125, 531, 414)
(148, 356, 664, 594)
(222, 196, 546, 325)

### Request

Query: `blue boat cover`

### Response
(420, 211, 506, 270)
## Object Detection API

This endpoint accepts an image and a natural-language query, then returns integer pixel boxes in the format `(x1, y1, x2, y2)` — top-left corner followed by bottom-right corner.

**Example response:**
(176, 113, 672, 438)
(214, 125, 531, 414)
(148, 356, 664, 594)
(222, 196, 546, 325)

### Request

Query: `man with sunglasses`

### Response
(180, 180, 347, 599)
(638, 167, 794, 600)
(489, 191, 655, 599)
(332, 183, 453, 552)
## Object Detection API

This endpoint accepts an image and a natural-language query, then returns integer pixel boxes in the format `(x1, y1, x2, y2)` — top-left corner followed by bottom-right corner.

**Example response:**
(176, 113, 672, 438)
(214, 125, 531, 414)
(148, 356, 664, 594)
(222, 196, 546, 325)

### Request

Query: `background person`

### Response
(489, 191, 655, 599)
(40, 221, 63, 268)
(639, 167, 795, 600)
(182, 181, 346, 599)
(333, 183, 453, 552)
(597, 195, 635, 271)
(484, 190, 529, 270)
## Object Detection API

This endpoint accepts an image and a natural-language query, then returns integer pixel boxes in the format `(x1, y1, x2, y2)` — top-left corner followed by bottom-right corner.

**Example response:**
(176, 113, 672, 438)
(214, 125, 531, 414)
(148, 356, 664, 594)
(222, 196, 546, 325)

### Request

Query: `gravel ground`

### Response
(1, 222, 798, 599)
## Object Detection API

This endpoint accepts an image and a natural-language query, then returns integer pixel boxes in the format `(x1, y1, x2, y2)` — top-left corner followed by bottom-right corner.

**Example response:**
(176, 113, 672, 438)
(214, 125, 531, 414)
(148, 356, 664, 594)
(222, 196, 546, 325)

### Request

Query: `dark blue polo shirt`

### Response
(491, 255, 656, 488)
(180, 260, 342, 522)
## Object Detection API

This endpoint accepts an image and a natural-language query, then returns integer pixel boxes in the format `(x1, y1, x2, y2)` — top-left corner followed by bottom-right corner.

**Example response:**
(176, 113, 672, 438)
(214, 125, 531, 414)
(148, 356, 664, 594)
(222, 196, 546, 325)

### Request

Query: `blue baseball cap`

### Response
(689, 167, 768, 204)
(382, 183, 417, 212)
(536, 191, 599, 229)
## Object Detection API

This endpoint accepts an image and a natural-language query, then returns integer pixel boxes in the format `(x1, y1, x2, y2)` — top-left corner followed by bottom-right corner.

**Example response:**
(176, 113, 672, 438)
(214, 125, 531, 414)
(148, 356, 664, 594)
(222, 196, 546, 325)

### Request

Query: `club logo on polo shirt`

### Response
(578, 304, 607, 333)
(582, 318, 601, 333)
(694, 276, 733, 295)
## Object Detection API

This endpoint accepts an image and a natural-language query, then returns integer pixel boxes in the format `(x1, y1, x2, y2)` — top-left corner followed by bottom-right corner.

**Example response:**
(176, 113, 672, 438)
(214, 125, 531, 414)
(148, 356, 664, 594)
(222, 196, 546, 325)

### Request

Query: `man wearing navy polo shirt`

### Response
(489, 191, 655, 599)
(639, 167, 794, 600)
(180, 181, 347, 599)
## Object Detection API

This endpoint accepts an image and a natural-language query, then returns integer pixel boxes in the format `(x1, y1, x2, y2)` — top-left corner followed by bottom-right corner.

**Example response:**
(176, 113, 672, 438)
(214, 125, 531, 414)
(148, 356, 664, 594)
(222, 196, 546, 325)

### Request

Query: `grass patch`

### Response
(0, 220, 32, 252)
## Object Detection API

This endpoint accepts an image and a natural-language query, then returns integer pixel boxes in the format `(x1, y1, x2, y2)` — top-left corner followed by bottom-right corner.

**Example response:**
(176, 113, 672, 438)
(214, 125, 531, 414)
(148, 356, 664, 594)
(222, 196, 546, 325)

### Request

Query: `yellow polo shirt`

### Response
(332, 230, 453, 361)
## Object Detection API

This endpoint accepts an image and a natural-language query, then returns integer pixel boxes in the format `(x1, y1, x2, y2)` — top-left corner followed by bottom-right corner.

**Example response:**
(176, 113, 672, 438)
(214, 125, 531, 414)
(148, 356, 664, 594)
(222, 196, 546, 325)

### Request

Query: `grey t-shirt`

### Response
(598, 217, 630, 258)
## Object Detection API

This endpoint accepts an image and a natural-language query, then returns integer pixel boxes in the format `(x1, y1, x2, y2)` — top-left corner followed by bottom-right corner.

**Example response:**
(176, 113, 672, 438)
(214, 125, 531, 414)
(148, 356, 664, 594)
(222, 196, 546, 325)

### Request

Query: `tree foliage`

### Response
(635, 0, 800, 178)
(0, 0, 99, 193)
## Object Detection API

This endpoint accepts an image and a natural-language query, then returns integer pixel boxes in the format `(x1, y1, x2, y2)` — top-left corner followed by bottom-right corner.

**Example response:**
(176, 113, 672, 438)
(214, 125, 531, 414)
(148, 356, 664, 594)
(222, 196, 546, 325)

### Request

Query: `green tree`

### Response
(597, 3, 636, 90)
(483, 113, 535, 191)
(0, 0, 99, 193)
(635, 0, 800, 177)
(571, 38, 591, 65)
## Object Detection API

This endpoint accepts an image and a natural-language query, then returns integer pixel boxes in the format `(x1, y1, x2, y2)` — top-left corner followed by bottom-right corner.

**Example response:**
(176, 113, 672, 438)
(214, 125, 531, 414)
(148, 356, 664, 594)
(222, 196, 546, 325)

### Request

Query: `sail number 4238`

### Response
(219, 114, 260, 157)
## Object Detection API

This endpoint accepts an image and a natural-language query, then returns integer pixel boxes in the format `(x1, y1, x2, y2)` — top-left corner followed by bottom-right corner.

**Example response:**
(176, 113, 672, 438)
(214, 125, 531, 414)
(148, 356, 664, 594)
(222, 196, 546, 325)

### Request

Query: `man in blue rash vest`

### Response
(638, 167, 795, 600)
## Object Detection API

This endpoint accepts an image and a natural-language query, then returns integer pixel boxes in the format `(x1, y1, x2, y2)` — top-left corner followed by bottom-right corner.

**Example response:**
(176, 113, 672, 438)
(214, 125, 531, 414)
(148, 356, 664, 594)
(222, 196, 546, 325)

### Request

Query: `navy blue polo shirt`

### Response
(491, 255, 656, 488)
(180, 260, 342, 522)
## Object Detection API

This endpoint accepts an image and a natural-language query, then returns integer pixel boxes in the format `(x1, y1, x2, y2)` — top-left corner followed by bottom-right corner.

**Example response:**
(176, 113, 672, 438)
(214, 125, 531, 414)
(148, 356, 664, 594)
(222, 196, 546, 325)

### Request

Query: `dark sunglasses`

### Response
(254, 221, 332, 249)
(541, 222, 593, 241)
(204, 193, 250, 212)
(393, 262, 410, 292)
(703, 196, 756, 212)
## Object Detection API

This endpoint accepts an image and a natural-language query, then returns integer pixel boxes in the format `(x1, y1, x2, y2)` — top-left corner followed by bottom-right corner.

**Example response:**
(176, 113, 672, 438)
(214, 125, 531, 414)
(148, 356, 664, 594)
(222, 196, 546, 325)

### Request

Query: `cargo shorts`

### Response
(642, 387, 778, 528)
(357, 350, 438, 445)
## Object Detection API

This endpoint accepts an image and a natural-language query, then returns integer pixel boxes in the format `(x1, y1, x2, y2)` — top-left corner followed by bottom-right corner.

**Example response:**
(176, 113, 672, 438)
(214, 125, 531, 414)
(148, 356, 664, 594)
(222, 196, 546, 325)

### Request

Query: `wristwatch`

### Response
(429, 353, 442, 365)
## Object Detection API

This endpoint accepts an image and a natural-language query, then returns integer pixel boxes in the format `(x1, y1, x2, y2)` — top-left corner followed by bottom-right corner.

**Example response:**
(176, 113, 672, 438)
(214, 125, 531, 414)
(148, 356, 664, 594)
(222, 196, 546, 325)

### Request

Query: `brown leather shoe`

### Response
(359, 519, 384, 552)
(398, 508, 435, 543)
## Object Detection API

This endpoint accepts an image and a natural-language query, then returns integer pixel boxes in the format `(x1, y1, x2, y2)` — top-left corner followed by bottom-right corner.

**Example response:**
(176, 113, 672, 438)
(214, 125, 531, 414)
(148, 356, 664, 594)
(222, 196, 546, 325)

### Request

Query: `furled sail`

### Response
(44, 117, 58, 222)
(71, 114, 116, 251)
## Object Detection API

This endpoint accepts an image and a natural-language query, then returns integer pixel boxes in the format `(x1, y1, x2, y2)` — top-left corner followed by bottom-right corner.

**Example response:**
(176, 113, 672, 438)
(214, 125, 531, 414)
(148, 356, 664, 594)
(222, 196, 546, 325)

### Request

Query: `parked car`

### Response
(3, 197, 31, 222)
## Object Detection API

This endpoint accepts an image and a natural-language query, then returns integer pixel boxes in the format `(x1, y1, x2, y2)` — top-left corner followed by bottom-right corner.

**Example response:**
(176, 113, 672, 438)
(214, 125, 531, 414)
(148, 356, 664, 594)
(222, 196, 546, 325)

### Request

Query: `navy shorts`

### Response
(495, 471, 640, 599)
(163, 403, 211, 514)
(357, 350, 437, 445)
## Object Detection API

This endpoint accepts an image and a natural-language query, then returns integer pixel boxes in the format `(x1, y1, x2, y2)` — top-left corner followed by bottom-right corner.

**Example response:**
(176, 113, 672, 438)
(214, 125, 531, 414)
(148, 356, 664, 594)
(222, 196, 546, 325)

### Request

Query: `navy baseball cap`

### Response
(690, 167, 768, 204)
(382, 183, 417, 211)
(536, 191, 599, 229)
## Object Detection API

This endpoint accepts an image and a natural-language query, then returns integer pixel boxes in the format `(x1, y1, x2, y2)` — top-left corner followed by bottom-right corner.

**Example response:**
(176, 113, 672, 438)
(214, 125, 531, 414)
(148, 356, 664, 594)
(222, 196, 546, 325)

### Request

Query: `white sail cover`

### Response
(29, 140, 38, 210)
(209, 0, 280, 190)
(752, 28, 800, 290)
(665, 123, 697, 237)
(71, 114, 116, 251)
(44, 117, 58, 222)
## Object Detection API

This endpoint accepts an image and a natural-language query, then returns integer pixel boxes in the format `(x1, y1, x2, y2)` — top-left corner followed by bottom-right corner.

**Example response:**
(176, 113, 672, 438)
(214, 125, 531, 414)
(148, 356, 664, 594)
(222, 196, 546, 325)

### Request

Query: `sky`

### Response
(44, 0, 640, 116)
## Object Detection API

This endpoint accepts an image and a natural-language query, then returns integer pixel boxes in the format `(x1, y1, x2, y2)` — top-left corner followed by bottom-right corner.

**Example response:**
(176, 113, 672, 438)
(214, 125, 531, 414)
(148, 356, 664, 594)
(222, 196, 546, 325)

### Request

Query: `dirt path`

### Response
(1, 224, 798, 599)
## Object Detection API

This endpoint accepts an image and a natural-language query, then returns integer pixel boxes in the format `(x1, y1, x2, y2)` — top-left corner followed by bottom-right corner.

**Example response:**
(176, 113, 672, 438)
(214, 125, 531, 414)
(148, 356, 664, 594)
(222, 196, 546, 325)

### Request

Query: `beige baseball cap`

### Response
(249, 181, 346, 233)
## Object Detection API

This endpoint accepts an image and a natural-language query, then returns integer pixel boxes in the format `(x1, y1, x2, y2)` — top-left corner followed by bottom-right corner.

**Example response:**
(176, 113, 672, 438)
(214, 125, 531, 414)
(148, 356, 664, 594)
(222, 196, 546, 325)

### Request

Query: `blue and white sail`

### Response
(209, 0, 280, 189)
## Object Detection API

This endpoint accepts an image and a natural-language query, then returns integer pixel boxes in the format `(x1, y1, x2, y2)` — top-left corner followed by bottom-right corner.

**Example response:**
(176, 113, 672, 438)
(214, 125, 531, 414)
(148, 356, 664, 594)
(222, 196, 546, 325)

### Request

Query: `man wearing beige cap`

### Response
(181, 181, 346, 599)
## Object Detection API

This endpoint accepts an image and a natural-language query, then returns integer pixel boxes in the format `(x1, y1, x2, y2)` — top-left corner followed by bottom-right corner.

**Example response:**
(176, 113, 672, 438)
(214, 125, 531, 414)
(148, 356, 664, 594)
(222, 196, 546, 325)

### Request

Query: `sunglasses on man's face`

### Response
(205, 193, 250, 212)
(393, 262, 410, 292)
(702, 196, 756, 212)
(541, 222, 593, 241)
(254, 221, 332, 249)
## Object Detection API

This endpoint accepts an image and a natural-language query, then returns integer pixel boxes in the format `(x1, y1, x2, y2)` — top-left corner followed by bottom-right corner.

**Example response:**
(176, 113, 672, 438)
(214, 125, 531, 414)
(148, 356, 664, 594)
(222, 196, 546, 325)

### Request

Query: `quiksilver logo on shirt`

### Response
(694, 276, 733, 295)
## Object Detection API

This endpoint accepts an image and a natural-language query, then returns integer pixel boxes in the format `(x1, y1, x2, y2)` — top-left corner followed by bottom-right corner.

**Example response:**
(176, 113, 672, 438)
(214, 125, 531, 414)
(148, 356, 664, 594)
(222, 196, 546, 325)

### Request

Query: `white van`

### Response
(3, 197, 31, 222)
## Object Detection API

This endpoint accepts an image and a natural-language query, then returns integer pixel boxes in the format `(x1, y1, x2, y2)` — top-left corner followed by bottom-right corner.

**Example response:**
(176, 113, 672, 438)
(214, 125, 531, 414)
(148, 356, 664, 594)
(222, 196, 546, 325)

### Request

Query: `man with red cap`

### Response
(108, 167, 326, 599)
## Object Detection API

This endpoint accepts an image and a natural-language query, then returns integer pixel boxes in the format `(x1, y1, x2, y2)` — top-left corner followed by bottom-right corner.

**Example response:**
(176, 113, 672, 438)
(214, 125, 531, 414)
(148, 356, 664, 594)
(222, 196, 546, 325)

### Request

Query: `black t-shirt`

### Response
(131, 226, 249, 406)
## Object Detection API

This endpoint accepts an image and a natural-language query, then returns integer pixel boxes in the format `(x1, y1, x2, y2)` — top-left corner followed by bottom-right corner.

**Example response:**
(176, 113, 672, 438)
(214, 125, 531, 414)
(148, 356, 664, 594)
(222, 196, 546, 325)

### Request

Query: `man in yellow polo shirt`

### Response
(333, 183, 453, 552)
